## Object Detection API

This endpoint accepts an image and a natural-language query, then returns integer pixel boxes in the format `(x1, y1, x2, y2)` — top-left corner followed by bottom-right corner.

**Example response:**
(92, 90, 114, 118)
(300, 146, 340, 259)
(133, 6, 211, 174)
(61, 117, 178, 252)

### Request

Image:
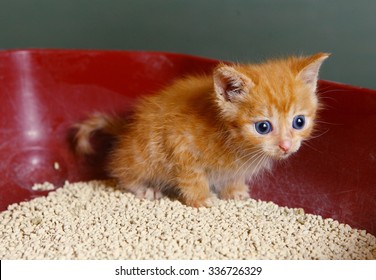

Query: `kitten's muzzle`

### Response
(278, 139, 292, 153)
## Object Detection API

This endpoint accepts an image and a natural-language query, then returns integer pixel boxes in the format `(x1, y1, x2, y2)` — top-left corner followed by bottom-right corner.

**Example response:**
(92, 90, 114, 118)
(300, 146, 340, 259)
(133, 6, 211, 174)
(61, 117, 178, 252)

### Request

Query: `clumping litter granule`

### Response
(31, 182, 56, 191)
(0, 180, 375, 260)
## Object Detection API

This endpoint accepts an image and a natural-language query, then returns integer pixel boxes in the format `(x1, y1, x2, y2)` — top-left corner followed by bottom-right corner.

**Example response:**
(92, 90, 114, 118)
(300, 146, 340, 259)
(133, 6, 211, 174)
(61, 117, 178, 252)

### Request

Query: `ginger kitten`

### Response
(74, 53, 329, 207)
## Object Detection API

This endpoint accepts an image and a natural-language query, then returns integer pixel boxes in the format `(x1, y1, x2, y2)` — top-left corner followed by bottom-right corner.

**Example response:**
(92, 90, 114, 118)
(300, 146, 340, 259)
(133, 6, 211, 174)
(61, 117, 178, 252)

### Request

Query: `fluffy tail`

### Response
(73, 112, 124, 155)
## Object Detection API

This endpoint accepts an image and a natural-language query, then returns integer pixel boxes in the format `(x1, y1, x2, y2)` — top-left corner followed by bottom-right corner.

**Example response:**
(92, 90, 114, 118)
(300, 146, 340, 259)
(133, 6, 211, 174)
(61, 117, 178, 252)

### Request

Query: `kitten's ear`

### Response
(213, 64, 254, 102)
(297, 53, 330, 92)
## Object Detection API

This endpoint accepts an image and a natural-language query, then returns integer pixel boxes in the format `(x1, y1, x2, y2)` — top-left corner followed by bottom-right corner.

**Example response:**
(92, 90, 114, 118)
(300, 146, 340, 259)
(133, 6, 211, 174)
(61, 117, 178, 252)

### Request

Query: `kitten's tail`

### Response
(73, 112, 124, 155)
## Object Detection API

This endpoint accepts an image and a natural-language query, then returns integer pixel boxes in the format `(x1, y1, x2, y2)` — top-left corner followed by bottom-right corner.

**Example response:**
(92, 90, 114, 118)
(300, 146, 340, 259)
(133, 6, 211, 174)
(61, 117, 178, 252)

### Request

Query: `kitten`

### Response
(74, 53, 329, 207)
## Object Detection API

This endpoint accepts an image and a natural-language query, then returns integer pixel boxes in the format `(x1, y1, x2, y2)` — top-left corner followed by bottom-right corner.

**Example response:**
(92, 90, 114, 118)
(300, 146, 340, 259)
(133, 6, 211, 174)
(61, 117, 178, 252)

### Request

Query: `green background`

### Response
(1, 0, 375, 88)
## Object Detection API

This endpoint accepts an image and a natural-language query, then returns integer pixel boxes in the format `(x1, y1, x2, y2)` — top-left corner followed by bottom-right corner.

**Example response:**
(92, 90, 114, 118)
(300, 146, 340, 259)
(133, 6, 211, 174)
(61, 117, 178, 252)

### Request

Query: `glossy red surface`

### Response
(0, 50, 375, 235)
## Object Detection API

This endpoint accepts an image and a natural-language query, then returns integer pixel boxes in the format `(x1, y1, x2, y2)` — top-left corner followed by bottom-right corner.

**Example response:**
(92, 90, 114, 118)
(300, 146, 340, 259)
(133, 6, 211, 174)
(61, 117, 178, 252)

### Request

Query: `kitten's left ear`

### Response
(297, 53, 330, 92)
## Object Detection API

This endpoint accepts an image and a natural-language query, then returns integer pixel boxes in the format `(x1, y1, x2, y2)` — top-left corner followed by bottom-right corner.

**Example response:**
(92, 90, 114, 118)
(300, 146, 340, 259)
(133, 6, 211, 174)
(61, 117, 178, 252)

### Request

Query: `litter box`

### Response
(0, 49, 375, 235)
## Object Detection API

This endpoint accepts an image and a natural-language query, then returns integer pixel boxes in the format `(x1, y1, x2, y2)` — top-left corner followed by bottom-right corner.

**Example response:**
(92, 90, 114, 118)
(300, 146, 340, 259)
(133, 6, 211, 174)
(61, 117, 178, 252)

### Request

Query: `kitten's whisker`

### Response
(232, 147, 262, 164)
(308, 128, 330, 140)
(302, 141, 322, 154)
(318, 88, 352, 95)
(219, 141, 261, 162)
(234, 149, 263, 171)
(232, 149, 264, 179)
(253, 153, 269, 175)
(317, 95, 337, 101)
(234, 149, 266, 180)
(315, 120, 343, 126)
(249, 153, 270, 182)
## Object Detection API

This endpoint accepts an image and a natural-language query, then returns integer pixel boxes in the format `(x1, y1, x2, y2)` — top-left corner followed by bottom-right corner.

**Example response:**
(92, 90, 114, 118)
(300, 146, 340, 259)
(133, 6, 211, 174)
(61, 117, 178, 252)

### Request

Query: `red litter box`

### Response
(0, 50, 375, 235)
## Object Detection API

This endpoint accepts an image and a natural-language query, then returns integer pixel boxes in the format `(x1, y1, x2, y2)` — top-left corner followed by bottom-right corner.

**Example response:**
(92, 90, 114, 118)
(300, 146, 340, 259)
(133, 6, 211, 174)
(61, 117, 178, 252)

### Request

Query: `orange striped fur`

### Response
(74, 53, 329, 207)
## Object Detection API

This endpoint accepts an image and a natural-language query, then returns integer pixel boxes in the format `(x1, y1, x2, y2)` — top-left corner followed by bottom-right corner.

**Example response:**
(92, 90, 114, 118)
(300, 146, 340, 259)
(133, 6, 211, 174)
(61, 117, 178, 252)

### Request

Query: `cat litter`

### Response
(0, 180, 375, 260)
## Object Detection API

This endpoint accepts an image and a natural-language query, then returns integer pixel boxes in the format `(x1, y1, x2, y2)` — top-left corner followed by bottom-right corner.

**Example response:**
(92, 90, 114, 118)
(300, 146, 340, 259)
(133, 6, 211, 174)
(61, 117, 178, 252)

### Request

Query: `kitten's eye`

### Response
(293, 115, 305, 130)
(255, 121, 273, 135)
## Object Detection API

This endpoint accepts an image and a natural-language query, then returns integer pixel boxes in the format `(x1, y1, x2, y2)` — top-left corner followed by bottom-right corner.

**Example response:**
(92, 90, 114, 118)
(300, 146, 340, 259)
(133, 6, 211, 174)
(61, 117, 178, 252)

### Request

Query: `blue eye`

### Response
(255, 121, 273, 135)
(293, 115, 305, 130)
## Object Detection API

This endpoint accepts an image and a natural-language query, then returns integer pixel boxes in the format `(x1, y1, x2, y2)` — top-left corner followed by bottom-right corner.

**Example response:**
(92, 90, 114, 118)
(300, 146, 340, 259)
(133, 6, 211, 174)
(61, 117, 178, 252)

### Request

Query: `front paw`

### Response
(134, 188, 164, 200)
(184, 195, 217, 208)
(220, 189, 250, 200)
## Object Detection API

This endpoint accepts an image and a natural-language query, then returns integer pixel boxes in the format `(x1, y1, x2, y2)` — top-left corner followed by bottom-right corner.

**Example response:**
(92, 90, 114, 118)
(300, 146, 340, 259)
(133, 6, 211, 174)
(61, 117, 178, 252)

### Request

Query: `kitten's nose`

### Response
(279, 140, 292, 153)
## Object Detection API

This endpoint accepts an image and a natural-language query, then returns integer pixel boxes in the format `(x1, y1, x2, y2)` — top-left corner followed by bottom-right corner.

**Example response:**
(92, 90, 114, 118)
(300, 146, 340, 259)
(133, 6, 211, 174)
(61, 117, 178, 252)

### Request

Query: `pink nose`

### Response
(279, 140, 291, 153)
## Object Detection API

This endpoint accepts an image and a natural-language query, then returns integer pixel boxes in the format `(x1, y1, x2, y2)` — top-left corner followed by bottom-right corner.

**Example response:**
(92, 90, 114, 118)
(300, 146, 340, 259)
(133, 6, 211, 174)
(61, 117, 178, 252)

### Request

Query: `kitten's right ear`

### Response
(213, 64, 254, 103)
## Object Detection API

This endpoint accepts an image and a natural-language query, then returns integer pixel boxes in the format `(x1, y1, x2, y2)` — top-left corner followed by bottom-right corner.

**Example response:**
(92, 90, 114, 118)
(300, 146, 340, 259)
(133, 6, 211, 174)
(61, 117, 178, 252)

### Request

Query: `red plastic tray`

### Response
(0, 50, 375, 235)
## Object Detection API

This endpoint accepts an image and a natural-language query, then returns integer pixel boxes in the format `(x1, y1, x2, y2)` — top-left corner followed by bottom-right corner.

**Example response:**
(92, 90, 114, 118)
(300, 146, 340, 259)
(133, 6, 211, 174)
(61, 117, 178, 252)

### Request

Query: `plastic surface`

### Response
(0, 50, 375, 235)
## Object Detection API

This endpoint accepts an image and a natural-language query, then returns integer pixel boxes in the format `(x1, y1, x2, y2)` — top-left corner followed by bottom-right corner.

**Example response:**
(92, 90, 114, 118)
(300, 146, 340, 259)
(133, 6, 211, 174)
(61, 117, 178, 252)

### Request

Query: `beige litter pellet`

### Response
(0, 180, 375, 260)
(31, 182, 56, 191)
(54, 162, 60, 170)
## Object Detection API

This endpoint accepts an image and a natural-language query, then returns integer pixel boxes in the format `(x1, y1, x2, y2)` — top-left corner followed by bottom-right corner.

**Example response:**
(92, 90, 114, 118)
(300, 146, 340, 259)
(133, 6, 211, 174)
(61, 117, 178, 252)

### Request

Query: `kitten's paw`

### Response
(220, 189, 250, 200)
(135, 188, 164, 200)
(184, 195, 217, 208)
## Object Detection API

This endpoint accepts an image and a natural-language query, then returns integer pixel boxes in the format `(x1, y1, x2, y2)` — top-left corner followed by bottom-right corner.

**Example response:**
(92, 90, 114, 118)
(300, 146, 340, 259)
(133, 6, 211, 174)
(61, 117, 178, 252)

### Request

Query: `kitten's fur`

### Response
(74, 53, 329, 207)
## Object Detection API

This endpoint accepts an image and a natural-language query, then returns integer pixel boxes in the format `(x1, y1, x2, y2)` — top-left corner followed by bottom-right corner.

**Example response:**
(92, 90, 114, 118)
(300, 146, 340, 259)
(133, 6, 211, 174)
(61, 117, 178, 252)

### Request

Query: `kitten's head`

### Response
(213, 53, 329, 160)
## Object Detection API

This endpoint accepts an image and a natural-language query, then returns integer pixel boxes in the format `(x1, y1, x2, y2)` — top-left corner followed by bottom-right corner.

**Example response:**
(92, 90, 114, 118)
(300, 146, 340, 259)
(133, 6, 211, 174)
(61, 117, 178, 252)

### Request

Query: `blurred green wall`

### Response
(1, 0, 375, 88)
